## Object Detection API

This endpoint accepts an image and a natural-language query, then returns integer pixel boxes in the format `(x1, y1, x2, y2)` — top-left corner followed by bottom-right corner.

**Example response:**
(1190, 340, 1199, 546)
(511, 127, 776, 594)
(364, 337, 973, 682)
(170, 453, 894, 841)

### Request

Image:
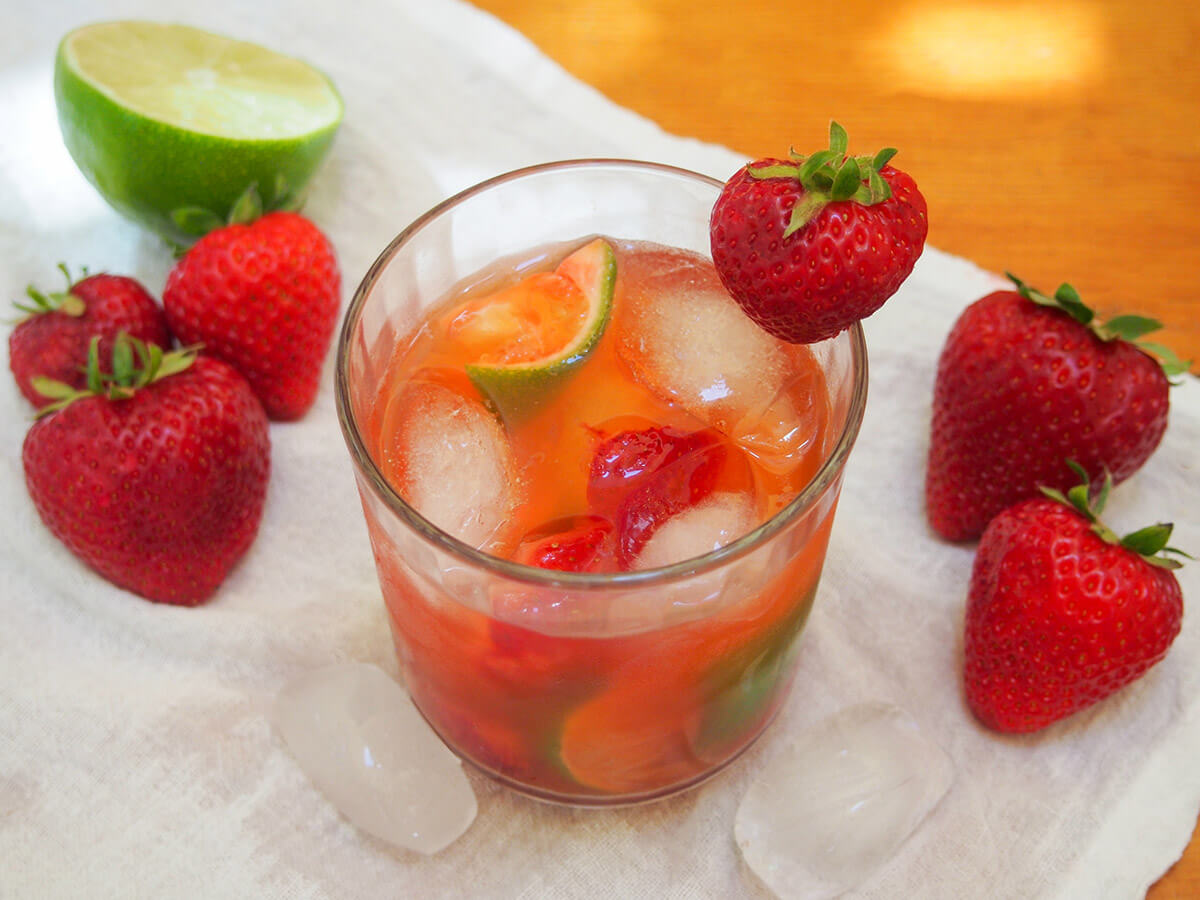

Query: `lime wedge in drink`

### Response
(54, 21, 343, 244)
(556, 661, 700, 794)
(462, 238, 616, 419)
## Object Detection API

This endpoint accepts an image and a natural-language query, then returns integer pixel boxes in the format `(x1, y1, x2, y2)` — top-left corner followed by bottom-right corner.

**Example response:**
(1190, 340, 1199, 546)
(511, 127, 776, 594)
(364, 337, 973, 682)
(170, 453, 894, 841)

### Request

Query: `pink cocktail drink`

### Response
(337, 161, 866, 804)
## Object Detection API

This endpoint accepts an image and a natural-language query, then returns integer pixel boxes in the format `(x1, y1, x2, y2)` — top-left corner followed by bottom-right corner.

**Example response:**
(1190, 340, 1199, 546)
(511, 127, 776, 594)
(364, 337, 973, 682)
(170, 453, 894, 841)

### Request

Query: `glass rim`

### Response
(334, 157, 868, 588)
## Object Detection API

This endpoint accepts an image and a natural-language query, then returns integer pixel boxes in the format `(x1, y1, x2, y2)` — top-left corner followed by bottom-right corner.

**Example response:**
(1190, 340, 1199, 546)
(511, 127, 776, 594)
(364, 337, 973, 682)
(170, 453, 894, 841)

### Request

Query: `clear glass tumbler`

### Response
(335, 160, 867, 806)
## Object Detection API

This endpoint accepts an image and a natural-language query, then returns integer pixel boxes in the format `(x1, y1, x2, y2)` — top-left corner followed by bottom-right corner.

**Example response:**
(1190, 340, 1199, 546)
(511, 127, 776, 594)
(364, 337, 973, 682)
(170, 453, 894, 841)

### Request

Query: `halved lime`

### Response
(462, 238, 616, 419)
(54, 21, 343, 244)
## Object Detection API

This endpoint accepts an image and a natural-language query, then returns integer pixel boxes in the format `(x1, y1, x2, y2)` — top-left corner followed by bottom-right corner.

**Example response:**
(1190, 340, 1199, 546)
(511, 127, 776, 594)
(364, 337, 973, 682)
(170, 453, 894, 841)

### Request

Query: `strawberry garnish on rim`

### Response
(710, 120, 928, 345)
(746, 122, 900, 235)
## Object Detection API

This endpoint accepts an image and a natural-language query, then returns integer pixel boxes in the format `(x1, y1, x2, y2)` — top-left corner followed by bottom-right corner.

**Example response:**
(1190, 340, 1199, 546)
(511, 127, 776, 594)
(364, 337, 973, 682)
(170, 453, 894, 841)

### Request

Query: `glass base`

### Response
(421, 699, 785, 809)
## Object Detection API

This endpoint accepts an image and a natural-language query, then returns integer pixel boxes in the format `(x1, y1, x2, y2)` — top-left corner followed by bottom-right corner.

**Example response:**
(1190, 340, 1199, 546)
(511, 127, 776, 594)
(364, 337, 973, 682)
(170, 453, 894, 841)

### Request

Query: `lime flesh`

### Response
(54, 21, 343, 243)
(466, 238, 617, 419)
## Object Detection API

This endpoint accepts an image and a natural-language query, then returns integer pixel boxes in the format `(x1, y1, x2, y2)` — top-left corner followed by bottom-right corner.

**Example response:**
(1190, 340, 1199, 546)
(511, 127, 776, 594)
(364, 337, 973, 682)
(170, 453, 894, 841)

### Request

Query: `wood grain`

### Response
(469, 1, 1200, 896)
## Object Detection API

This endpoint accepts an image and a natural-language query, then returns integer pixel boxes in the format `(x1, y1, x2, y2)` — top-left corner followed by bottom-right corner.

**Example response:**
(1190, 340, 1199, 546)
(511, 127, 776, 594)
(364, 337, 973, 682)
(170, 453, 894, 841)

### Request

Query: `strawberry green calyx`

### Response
(1040, 461, 1192, 570)
(13, 264, 88, 321)
(747, 121, 899, 236)
(170, 176, 304, 244)
(1006, 273, 1192, 379)
(32, 333, 197, 416)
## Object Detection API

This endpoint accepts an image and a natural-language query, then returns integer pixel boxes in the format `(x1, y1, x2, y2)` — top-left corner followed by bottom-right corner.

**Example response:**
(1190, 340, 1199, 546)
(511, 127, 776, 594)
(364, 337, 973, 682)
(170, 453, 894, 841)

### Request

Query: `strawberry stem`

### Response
(228, 182, 264, 225)
(32, 333, 199, 417)
(1006, 273, 1192, 379)
(169, 177, 302, 246)
(12, 264, 87, 321)
(747, 121, 899, 236)
(784, 194, 830, 238)
(1039, 460, 1190, 570)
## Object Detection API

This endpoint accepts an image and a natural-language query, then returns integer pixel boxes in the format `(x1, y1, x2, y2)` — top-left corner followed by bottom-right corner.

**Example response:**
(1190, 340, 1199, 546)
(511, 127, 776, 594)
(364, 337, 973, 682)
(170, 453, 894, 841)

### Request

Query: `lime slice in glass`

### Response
(462, 238, 616, 419)
(54, 21, 343, 243)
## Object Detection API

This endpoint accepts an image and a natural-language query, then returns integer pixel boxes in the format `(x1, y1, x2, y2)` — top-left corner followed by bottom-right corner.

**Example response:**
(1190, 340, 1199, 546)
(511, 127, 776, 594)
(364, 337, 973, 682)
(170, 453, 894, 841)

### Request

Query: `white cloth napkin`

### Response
(2, 1, 1198, 898)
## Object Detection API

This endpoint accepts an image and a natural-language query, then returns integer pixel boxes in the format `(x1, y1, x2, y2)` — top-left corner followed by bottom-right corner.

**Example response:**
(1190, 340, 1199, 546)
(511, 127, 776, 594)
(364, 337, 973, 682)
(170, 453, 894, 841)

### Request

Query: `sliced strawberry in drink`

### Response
(589, 425, 726, 507)
(485, 516, 620, 699)
(588, 424, 686, 514)
(514, 514, 617, 573)
(601, 427, 727, 567)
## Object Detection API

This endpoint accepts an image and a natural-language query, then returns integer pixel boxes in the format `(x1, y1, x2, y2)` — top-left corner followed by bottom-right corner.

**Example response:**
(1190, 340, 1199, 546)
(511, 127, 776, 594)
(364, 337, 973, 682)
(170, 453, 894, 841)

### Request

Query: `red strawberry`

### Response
(9, 267, 171, 407)
(587, 426, 726, 567)
(514, 515, 616, 573)
(163, 211, 340, 420)
(926, 275, 1185, 541)
(586, 425, 716, 512)
(496, 516, 618, 701)
(964, 466, 1186, 733)
(710, 121, 928, 344)
(22, 336, 270, 606)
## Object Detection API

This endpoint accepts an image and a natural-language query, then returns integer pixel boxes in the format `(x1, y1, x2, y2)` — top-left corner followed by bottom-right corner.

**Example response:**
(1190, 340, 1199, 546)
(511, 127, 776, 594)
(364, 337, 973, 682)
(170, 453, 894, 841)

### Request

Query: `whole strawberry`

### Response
(23, 335, 270, 606)
(8, 266, 171, 407)
(964, 466, 1186, 733)
(163, 208, 340, 420)
(927, 275, 1187, 541)
(710, 121, 928, 344)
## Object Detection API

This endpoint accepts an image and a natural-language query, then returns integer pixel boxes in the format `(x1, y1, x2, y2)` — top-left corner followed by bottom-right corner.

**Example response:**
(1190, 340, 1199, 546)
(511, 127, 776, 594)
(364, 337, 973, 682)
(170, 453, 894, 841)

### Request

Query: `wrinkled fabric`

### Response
(1, 1, 1197, 898)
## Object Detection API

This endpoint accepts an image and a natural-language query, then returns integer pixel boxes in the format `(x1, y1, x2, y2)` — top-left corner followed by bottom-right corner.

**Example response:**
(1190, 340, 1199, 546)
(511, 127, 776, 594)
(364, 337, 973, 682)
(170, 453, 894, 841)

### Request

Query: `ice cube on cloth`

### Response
(275, 663, 477, 855)
(736, 702, 954, 900)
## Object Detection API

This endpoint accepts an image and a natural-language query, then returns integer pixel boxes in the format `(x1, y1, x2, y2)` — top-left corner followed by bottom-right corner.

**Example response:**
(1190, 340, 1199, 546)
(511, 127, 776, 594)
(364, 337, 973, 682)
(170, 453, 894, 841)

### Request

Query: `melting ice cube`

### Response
(383, 382, 516, 549)
(615, 246, 822, 472)
(274, 663, 477, 855)
(736, 702, 953, 900)
(633, 492, 758, 570)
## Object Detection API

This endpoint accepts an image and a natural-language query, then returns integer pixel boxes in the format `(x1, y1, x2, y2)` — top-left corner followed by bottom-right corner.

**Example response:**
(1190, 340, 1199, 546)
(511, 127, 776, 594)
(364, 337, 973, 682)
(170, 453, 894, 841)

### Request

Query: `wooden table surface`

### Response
(471, 1, 1199, 896)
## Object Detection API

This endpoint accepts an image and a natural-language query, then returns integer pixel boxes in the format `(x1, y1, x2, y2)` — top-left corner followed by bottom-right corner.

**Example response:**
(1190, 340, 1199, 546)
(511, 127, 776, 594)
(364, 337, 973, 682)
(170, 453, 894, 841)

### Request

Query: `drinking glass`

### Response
(335, 159, 867, 806)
